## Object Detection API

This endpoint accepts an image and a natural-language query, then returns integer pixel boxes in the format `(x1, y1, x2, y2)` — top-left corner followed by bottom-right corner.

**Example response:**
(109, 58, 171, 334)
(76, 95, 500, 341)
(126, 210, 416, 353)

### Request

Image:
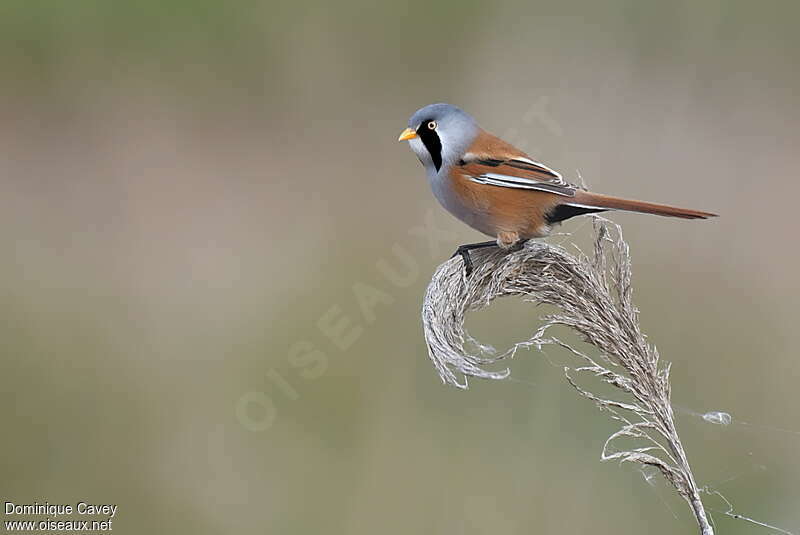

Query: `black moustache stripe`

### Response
(417, 122, 442, 171)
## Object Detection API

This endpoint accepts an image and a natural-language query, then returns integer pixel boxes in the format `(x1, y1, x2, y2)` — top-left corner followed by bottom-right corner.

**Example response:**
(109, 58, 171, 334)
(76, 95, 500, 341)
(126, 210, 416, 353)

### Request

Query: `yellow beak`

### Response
(398, 127, 417, 141)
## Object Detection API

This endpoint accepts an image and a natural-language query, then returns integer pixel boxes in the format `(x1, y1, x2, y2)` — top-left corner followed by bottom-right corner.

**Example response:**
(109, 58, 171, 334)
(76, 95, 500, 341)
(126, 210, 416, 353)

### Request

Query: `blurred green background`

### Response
(1, 1, 798, 533)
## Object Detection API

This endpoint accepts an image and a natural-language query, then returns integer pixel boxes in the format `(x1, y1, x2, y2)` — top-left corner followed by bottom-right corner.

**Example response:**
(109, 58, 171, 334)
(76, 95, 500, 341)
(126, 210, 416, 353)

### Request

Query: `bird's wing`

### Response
(457, 155, 577, 197)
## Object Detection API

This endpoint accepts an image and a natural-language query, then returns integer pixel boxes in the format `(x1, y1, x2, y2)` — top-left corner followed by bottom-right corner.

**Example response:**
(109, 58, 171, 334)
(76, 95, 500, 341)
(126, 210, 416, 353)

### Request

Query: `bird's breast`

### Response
(427, 169, 496, 237)
(427, 168, 558, 239)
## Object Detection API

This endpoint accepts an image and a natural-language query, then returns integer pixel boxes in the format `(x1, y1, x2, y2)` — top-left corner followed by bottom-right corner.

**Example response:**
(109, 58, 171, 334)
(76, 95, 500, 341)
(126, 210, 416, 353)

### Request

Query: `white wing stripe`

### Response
(468, 173, 575, 197)
(461, 153, 565, 183)
(507, 158, 564, 182)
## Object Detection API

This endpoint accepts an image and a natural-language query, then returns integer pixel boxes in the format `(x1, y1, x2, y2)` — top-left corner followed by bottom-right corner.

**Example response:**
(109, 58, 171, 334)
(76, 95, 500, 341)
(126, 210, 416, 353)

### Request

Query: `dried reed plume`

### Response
(422, 218, 714, 534)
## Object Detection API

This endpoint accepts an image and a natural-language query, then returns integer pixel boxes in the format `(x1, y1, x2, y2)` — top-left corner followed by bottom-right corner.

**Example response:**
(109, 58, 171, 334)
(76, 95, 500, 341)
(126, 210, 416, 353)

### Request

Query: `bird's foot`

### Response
(453, 246, 475, 276)
(450, 239, 530, 276)
(450, 241, 498, 277)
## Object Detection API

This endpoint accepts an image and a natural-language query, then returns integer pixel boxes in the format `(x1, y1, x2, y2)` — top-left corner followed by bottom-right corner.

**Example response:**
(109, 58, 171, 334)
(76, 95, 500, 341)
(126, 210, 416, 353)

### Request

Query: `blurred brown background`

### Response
(1, 1, 798, 533)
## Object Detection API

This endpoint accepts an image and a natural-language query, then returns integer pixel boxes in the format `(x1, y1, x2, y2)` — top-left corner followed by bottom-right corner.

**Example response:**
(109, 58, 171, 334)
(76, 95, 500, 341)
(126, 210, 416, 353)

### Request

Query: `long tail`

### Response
(569, 191, 717, 220)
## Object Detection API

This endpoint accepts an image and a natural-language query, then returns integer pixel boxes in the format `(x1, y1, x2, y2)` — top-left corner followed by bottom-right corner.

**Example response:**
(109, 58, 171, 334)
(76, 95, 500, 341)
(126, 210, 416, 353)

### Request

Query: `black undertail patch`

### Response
(546, 204, 607, 224)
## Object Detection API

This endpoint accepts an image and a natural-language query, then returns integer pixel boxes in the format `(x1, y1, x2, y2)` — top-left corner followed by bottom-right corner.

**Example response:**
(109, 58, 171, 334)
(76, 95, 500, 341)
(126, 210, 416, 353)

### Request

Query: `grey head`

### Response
(399, 103, 479, 175)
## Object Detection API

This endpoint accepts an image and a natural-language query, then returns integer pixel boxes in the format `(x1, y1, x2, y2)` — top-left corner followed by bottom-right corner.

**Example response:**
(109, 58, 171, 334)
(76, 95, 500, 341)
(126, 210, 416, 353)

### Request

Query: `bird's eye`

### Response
(427, 121, 437, 130)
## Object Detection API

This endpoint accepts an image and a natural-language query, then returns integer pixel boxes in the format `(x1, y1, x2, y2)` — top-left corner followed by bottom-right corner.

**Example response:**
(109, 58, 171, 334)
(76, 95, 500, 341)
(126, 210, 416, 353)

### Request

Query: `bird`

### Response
(398, 103, 717, 275)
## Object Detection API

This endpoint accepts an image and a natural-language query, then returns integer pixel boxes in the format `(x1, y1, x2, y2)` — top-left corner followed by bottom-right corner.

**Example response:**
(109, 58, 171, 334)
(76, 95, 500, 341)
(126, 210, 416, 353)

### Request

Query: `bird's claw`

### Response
(452, 247, 475, 277)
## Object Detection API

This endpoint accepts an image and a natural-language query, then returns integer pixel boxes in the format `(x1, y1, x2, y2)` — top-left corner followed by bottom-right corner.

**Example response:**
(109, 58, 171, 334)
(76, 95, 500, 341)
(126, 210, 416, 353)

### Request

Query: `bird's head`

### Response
(398, 103, 478, 173)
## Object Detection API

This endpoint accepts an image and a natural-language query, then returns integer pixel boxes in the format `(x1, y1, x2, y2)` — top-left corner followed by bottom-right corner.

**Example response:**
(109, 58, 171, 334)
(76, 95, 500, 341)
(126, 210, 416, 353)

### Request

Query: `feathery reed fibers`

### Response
(422, 218, 713, 534)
